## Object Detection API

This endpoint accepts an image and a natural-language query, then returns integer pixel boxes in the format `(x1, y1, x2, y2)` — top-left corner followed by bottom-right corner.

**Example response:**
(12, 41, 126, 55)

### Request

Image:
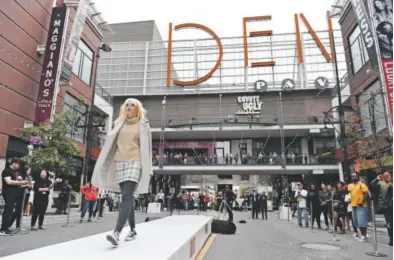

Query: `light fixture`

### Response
(99, 43, 112, 52)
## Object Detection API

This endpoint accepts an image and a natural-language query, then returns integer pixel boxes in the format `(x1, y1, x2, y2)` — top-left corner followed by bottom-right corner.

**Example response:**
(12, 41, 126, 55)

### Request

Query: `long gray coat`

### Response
(91, 118, 153, 194)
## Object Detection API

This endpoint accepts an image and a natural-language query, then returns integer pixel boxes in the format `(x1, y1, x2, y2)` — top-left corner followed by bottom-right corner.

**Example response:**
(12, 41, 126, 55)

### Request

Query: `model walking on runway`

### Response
(91, 98, 153, 247)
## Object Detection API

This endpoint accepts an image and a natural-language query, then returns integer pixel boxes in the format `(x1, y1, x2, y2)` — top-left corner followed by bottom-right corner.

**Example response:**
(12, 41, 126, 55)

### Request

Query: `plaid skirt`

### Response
(115, 161, 142, 184)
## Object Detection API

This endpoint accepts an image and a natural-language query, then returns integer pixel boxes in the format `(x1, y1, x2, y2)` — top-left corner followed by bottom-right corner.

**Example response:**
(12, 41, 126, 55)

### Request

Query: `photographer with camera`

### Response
(0, 158, 30, 235)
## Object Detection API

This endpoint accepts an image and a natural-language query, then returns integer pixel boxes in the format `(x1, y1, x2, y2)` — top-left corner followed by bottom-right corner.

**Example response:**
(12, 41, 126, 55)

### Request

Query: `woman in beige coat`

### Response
(91, 98, 152, 246)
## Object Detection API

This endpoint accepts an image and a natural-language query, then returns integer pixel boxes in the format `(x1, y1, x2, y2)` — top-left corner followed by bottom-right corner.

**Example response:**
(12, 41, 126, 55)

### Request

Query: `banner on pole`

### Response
(370, 0, 393, 123)
(34, 7, 69, 125)
(350, 0, 379, 66)
(60, 0, 91, 86)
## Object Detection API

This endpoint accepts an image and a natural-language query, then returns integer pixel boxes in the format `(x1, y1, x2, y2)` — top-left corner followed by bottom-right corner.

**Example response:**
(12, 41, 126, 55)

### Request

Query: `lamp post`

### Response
(323, 104, 355, 181)
(81, 43, 112, 185)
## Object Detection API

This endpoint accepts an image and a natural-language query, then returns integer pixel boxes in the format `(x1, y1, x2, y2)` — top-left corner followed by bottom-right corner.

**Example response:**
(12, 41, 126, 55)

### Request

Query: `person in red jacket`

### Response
(203, 193, 209, 212)
(80, 183, 98, 223)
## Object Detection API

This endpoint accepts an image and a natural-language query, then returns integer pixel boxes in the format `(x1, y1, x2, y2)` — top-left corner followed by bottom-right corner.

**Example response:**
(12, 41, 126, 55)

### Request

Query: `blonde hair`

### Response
(119, 98, 146, 121)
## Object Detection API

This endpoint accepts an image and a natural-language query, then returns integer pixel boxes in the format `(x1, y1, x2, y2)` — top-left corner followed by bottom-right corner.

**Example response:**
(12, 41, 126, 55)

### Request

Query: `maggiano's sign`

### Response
(35, 6, 69, 125)
(167, 12, 337, 87)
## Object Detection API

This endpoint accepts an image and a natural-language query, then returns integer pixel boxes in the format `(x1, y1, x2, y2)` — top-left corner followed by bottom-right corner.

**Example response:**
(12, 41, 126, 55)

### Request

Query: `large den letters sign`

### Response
(167, 12, 337, 87)
(35, 7, 69, 125)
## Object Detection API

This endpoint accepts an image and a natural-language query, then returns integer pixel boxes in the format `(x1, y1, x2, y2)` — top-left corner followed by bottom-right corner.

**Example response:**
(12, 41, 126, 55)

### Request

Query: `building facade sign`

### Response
(35, 6, 69, 125)
(167, 13, 336, 87)
(60, 0, 90, 86)
(370, 0, 393, 124)
(350, 0, 378, 66)
(236, 95, 263, 115)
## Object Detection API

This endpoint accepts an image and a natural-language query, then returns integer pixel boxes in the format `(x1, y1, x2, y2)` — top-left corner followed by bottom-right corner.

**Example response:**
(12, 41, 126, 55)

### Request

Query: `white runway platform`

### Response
(2, 215, 213, 260)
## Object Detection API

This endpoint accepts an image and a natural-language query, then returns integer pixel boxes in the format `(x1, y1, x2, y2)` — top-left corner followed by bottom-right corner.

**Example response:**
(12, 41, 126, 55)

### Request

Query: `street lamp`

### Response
(323, 105, 355, 181)
(81, 43, 112, 185)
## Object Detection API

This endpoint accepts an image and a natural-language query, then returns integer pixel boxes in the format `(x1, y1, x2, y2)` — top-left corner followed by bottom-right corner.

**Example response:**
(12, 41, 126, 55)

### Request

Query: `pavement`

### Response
(0, 209, 391, 259)
(203, 211, 393, 260)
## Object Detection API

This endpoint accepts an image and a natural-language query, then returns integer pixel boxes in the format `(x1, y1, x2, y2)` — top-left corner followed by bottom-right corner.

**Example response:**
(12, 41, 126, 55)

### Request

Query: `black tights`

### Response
(311, 205, 321, 228)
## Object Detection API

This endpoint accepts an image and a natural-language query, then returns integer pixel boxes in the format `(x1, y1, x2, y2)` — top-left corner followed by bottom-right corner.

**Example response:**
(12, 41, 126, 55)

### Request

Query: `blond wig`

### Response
(118, 98, 146, 121)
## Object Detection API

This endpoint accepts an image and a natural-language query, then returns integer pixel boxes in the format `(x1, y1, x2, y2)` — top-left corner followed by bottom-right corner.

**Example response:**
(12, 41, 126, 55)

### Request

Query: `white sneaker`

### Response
(125, 230, 137, 241)
(106, 231, 120, 246)
(358, 236, 368, 242)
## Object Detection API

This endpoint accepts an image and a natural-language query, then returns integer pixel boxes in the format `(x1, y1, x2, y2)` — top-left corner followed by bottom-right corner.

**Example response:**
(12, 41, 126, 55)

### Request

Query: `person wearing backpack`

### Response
(371, 172, 393, 246)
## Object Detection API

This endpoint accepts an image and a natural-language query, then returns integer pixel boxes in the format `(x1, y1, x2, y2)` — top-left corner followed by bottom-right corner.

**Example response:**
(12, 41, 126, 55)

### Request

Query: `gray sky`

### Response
(94, 0, 339, 40)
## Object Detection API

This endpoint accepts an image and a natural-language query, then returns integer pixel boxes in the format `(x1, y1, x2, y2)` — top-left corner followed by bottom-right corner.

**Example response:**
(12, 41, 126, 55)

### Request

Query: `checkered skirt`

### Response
(115, 161, 142, 184)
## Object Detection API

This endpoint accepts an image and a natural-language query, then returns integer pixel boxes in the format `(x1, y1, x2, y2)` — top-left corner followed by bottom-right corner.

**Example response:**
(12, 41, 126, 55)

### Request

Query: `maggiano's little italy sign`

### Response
(34, 7, 69, 125)
(235, 95, 263, 115)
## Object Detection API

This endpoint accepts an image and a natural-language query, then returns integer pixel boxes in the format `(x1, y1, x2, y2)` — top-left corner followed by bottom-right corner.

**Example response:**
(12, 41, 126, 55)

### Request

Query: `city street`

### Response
(0, 210, 392, 259)
(204, 211, 393, 260)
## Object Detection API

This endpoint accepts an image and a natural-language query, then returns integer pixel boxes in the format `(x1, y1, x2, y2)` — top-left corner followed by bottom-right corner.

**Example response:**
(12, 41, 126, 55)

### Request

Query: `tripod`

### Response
(13, 191, 29, 235)
(216, 200, 233, 221)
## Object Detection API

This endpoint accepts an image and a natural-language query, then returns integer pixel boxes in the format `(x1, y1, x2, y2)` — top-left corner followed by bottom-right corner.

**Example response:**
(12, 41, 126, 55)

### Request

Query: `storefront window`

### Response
(72, 41, 94, 86)
(348, 26, 370, 74)
(63, 93, 88, 143)
(358, 81, 388, 136)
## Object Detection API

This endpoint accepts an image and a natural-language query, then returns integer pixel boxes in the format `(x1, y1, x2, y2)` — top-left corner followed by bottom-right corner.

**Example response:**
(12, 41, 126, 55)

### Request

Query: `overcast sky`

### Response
(94, 0, 340, 40)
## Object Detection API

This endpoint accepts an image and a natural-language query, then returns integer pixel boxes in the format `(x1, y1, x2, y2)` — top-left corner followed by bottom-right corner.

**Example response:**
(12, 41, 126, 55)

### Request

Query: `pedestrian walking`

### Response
(91, 98, 152, 247)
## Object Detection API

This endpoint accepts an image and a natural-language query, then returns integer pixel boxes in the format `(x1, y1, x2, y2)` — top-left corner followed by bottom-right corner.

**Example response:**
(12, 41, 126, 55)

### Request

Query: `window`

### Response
(348, 26, 369, 74)
(72, 41, 94, 85)
(358, 81, 388, 136)
(63, 93, 87, 143)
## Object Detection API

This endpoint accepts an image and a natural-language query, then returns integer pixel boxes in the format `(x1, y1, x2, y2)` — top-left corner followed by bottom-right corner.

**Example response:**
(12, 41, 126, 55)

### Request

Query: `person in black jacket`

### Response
(307, 183, 321, 229)
(332, 181, 346, 233)
(8, 166, 33, 232)
(224, 186, 235, 222)
(31, 170, 59, 230)
(0, 158, 30, 236)
(250, 190, 260, 219)
(260, 192, 268, 220)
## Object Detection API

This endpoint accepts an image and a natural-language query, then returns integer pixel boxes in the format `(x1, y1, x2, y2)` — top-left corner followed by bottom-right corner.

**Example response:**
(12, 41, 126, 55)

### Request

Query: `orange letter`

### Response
(170, 23, 223, 87)
(294, 14, 304, 64)
(167, 23, 173, 87)
(243, 16, 275, 67)
(326, 11, 335, 61)
(299, 13, 332, 63)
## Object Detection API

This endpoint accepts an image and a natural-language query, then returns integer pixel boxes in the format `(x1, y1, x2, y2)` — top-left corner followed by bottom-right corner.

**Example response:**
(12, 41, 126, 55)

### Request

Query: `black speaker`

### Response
(211, 219, 237, 234)
(145, 216, 163, 222)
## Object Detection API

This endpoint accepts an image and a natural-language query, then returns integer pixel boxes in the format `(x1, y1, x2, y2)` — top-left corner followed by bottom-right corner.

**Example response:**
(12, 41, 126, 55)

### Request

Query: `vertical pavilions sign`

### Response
(59, 0, 91, 86)
(34, 6, 69, 125)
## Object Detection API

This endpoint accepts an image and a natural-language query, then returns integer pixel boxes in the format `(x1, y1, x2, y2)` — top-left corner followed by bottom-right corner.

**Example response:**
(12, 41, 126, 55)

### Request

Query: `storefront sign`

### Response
(382, 60, 393, 123)
(314, 76, 329, 89)
(35, 7, 69, 125)
(60, 0, 90, 86)
(281, 78, 296, 91)
(236, 96, 263, 115)
(350, 0, 378, 66)
(370, 0, 393, 124)
(254, 80, 268, 92)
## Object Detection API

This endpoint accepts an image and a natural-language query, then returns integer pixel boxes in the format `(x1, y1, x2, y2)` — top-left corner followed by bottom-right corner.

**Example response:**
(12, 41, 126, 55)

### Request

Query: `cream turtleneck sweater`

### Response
(114, 117, 140, 162)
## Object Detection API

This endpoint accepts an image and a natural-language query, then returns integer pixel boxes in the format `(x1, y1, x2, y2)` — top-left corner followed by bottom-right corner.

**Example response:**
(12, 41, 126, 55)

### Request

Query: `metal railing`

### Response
(152, 155, 337, 166)
(95, 83, 113, 105)
(149, 115, 329, 129)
